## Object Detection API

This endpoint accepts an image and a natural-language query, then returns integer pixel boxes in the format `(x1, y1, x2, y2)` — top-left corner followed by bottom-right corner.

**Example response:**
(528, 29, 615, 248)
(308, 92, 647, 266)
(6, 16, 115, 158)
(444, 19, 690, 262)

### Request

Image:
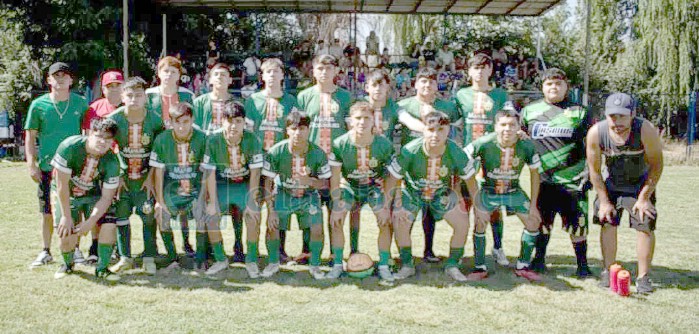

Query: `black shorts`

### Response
(593, 192, 656, 232)
(538, 183, 589, 237)
(38, 170, 53, 214)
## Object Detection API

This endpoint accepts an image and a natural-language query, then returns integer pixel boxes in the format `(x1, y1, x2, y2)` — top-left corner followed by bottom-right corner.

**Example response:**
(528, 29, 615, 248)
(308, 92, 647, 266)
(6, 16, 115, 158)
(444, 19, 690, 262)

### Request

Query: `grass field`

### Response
(1, 161, 698, 333)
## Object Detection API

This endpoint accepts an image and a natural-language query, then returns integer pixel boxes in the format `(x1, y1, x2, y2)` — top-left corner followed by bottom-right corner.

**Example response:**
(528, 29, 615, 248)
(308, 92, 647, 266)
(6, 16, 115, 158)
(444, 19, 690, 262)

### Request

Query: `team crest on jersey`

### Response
(308, 205, 319, 215)
(141, 134, 151, 145)
(440, 195, 450, 207)
(483, 98, 494, 112)
(382, 121, 390, 131)
(330, 101, 339, 114)
(369, 157, 378, 168)
(512, 156, 520, 167)
(188, 151, 196, 164)
(439, 166, 449, 177)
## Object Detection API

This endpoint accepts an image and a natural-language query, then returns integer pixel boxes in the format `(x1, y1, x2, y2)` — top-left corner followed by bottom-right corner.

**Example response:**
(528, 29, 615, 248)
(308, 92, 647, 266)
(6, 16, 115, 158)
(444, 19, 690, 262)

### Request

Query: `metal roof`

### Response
(154, 0, 562, 16)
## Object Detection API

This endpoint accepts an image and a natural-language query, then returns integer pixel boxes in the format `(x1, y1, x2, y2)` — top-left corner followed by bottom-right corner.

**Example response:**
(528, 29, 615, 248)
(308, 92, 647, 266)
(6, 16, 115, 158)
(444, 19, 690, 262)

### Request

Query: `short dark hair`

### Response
(541, 67, 568, 82)
(286, 111, 311, 128)
(170, 102, 194, 121)
(415, 67, 437, 82)
(365, 69, 391, 86)
(494, 109, 520, 124)
(468, 53, 493, 68)
(121, 77, 147, 92)
(90, 117, 118, 137)
(222, 101, 246, 120)
(423, 111, 450, 127)
(312, 54, 338, 67)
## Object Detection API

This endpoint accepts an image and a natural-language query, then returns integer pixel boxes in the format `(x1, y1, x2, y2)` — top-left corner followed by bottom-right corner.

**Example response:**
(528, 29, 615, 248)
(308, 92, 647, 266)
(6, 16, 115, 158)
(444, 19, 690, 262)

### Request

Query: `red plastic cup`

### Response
(617, 270, 631, 296)
(610, 264, 622, 292)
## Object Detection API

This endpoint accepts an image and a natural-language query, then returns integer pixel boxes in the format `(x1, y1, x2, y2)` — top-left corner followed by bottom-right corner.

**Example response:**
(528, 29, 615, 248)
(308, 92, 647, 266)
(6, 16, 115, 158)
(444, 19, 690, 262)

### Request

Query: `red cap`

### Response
(102, 71, 124, 85)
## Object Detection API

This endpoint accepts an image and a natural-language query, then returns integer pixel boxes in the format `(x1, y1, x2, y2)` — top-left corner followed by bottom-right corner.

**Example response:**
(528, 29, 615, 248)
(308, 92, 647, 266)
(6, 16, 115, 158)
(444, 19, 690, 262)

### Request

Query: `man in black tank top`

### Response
(586, 93, 664, 294)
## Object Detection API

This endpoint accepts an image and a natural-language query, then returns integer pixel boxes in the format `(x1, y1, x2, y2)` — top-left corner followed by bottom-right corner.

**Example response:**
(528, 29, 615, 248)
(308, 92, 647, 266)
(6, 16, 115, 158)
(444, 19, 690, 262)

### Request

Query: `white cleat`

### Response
(73, 248, 85, 264)
(377, 265, 395, 282)
(109, 257, 134, 273)
(245, 263, 261, 278)
(309, 266, 325, 280)
(445, 266, 468, 282)
(205, 260, 229, 275)
(492, 248, 510, 266)
(30, 250, 54, 267)
(325, 265, 344, 279)
(260, 262, 280, 278)
(393, 266, 416, 280)
(143, 257, 157, 275)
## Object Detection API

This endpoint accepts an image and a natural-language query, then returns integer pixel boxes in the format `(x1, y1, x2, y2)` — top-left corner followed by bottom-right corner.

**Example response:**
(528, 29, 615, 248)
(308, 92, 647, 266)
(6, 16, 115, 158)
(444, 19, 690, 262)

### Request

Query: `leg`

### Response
(442, 201, 470, 281)
(245, 207, 261, 265)
(349, 204, 361, 254)
(330, 211, 346, 269)
(179, 214, 194, 256)
(96, 223, 117, 274)
(473, 209, 489, 272)
(600, 224, 617, 271)
(421, 209, 438, 261)
(636, 231, 655, 277)
(231, 205, 245, 261)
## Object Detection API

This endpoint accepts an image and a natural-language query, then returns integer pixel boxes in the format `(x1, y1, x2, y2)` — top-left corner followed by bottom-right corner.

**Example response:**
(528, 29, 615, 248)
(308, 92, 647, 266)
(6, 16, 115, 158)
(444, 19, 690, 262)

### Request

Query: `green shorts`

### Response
(274, 190, 323, 231)
(400, 188, 460, 222)
(336, 185, 385, 212)
(477, 188, 531, 215)
(112, 188, 152, 223)
(165, 192, 198, 219)
(54, 196, 98, 227)
(216, 182, 253, 214)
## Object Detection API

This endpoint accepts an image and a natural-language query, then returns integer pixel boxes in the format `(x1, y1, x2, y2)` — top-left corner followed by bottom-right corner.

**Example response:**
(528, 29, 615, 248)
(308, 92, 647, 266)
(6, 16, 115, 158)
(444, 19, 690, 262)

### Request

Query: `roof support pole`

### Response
(162, 13, 167, 58)
(122, 0, 129, 78)
(255, 13, 261, 54)
(583, 0, 591, 107)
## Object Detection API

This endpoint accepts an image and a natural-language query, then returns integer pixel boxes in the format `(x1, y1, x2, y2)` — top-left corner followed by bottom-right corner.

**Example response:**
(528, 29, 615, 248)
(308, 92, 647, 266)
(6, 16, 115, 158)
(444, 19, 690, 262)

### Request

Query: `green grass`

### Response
(1, 162, 698, 333)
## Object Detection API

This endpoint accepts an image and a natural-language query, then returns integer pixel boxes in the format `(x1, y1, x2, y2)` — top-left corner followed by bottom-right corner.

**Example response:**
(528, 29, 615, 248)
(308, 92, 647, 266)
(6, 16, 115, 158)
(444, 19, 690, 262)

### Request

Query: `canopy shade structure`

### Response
(153, 0, 562, 16)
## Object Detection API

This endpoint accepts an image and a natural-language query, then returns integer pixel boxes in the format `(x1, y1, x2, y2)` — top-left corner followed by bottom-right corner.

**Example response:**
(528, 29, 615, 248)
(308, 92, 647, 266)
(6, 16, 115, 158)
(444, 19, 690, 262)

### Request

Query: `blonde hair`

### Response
(157, 56, 183, 75)
(260, 58, 284, 72)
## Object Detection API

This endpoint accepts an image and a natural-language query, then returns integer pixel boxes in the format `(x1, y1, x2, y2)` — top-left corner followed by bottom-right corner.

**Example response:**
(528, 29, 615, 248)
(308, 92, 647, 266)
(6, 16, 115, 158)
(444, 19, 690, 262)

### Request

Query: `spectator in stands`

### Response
(243, 53, 261, 86)
(206, 40, 220, 68)
(329, 38, 343, 59)
(437, 42, 456, 72)
(315, 40, 329, 55)
(409, 43, 420, 69)
(381, 47, 391, 67)
(421, 41, 437, 67)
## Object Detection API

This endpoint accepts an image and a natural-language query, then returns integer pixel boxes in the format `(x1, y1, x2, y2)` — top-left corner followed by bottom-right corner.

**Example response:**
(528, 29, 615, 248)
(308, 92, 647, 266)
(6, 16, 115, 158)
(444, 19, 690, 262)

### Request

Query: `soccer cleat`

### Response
(445, 266, 469, 282)
(393, 266, 416, 280)
(515, 268, 542, 281)
(279, 251, 289, 264)
(160, 261, 180, 274)
(530, 258, 546, 273)
(205, 259, 229, 275)
(466, 269, 489, 281)
(143, 257, 157, 275)
(636, 275, 654, 294)
(260, 262, 280, 278)
(576, 265, 593, 279)
(599, 269, 610, 288)
(30, 250, 53, 267)
(231, 251, 245, 264)
(377, 265, 394, 282)
(245, 263, 260, 279)
(423, 251, 441, 263)
(54, 264, 74, 279)
(73, 248, 85, 264)
(325, 265, 344, 279)
(309, 266, 325, 280)
(292, 252, 311, 265)
(96, 268, 121, 282)
(85, 254, 98, 265)
(109, 257, 134, 273)
(184, 243, 195, 258)
(492, 248, 509, 266)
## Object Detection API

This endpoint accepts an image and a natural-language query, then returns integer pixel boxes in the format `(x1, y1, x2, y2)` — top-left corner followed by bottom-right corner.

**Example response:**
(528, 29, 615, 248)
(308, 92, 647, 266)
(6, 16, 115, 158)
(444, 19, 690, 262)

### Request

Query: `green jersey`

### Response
(192, 93, 237, 134)
(262, 140, 331, 197)
(454, 86, 508, 146)
(24, 93, 88, 171)
(149, 128, 207, 201)
(297, 86, 352, 155)
(396, 96, 460, 144)
(388, 137, 475, 200)
(145, 86, 195, 128)
(361, 96, 401, 139)
(50, 135, 120, 198)
(108, 107, 165, 184)
(244, 91, 299, 151)
(329, 132, 394, 189)
(201, 130, 263, 184)
(465, 133, 541, 194)
(520, 99, 591, 189)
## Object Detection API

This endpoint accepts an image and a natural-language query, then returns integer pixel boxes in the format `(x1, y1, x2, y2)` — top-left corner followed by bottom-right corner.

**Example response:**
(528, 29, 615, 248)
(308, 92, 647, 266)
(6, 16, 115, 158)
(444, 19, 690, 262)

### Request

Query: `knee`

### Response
(310, 225, 323, 239)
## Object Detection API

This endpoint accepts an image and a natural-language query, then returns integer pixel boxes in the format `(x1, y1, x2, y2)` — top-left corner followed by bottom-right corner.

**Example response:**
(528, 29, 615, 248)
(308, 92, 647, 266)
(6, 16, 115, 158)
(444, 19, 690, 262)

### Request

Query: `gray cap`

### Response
(48, 62, 72, 76)
(605, 93, 633, 116)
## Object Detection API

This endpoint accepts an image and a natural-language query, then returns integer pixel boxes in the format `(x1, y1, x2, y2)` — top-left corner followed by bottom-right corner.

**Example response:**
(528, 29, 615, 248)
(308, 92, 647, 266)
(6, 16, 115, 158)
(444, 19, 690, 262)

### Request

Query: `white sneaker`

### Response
(260, 262, 280, 278)
(205, 260, 229, 275)
(73, 248, 85, 264)
(445, 266, 468, 282)
(309, 266, 325, 280)
(378, 265, 395, 282)
(143, 257, 157, 275)
(492, 248, 509, 266)
(30, 250, 53, 267)
(325, 265, 344, 279)
(109, 257, 134, 273)
(393, 266, 416, 280)
(245, 263, 260, 278)
(85, 254, 98, 265)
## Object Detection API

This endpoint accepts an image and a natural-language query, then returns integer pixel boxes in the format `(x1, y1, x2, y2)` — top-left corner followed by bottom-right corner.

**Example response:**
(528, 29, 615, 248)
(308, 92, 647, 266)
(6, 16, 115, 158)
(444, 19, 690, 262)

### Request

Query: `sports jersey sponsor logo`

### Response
(531, 122, 574, 139)
(72, 156, 100, 196)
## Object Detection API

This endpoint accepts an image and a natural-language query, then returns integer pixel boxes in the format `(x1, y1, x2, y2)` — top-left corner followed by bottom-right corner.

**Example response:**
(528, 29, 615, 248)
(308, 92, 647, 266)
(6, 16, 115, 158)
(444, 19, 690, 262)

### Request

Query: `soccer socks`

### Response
(195, 231, 209, 265)
(378, 250, 391, 267)
(474, 233, 487, 269)
(279, 230, 287, 254)
(350, 227, 360, 254)
(573, 240, 588, 269)
(332, 246, 344, 266)
(211, 241, 227, 263)
(533, 233, 551, 265)
(62, 251, 74, 266)
(266, 239, 280, 264)
(310, 240, 323, 266)
(302, 229, 311, 254)
(399, 247, 414, 267)
(96, 243, 114, 272)
(491, 218, 504, 250)
(422, 212, 435, 255)
(233, 220, 244, 254)
(116, 224, 131, 258)
(518, 230, 539, 268)
(445, 248, 465, 268)
(142, 215, 158, 258)
(161, 231, 177, 262)
(89, 238, 98, 257)
(246, 241, 258, 263)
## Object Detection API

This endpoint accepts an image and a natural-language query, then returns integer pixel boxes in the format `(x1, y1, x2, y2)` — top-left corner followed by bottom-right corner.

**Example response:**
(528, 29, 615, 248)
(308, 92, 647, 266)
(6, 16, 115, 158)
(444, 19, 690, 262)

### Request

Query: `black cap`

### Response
(48, 62, 72, 76)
